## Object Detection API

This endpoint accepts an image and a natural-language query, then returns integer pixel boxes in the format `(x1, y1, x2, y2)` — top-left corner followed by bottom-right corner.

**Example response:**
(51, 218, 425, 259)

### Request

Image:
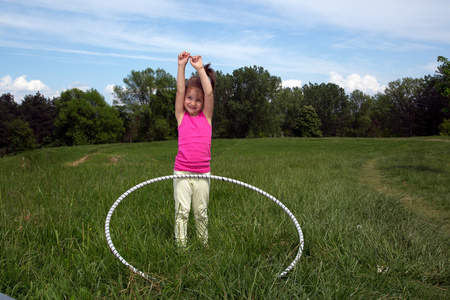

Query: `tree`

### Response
(272, 87, 304, 137)
(213, 71, 234, 138)
(114, 68, 156, 142)
(414, 76, 450, 136)
(435, 56, 450, 98)
(293, 105, 323, 137)
(383, 78, 423, 137)
(114, 68, 158, 106)
(19, 92, 56, 145)
(1, 94, 43, 155)
(150, 69, 177, 139)
(346, 90, 375, 137)
(4, 118, 36, 154)
(372, 92, 394, 136)
(435, 56, 450, 135)
(302, 83, 349, 136)
(222, 66, 281, 138)
(54, 89, 124, 145)
(113, 68, 176, 141)
(0, 93, 19, 153)
(439, 119, 450, 136)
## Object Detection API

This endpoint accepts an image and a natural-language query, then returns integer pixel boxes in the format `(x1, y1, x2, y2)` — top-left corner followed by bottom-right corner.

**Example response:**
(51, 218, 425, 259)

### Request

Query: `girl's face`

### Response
(184, 87, 204, 116)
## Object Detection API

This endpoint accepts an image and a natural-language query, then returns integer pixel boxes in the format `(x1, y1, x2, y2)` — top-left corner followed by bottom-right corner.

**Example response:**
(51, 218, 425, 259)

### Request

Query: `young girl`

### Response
(173, 51, 216, 248)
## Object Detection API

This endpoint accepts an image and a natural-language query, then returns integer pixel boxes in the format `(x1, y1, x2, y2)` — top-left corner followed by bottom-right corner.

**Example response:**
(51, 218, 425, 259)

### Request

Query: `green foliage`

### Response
(153, 117, 171, 141)
(436, 56, 450, 98)
(435, 57, 450, 135)
(113, 68, 176, 141)
(272, 87, 304, 137)
(19, 92, 56, 145)
(293, 105, 323, 137)
(439, 118, 450, 136)
(378, 78, 424, 137)
(215, 66, 281, 138)
(54, 89, 124, 145)
(372, 92, 394, 136)
(0, 93, 19, 151)
(113, 68, 157, 106)
(346, 90, 374, 137)
(302, 83, 349, 136)
(212, 71, 234, 138)
(415, 75, 449, 136)
(4, 118, 36, 154)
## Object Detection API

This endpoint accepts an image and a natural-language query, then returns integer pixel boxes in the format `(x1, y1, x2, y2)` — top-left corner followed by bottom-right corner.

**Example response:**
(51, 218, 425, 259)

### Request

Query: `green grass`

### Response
(1, 137, 449, 299)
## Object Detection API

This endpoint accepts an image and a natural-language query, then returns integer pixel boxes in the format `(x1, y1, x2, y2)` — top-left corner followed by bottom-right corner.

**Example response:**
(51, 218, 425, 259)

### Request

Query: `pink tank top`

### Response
(174, 111, 212, 173)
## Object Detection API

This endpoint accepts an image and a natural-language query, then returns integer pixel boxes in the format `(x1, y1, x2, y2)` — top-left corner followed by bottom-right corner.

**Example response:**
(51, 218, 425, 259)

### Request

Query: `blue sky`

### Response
(1, 0, 449, 104)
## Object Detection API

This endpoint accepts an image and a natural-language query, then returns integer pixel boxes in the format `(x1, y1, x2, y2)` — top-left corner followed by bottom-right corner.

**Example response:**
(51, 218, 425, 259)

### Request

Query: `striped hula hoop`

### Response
(105, 174, 304, 279)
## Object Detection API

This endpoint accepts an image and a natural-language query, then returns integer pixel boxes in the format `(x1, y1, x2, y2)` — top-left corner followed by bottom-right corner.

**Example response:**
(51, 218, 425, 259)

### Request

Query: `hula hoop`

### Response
(105, 174, 304, 279)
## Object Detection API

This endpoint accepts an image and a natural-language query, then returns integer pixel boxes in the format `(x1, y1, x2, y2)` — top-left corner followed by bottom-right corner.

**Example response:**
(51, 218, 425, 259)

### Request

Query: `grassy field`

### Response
(0, 137, 449, 299)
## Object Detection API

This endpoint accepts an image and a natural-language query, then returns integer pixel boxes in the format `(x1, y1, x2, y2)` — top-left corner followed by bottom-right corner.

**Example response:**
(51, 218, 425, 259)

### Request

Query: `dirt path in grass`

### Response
(65, 151, 122, 166)
(361, 158, 449, 234)
(67, 154, 92, 166)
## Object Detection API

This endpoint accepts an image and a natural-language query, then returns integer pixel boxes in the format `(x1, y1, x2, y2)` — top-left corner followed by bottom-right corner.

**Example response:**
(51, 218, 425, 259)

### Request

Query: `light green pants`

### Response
(173, 170, 210, 247)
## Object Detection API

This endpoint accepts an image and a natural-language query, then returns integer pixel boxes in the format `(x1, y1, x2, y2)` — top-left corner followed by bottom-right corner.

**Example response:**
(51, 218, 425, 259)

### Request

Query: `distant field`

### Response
(1, 137, 449, 299)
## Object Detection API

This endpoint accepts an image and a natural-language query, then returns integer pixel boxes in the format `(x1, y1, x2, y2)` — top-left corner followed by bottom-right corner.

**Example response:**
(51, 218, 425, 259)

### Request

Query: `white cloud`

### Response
(103, 84, 116, 104)
(104, 84, 115, 94)
(0, 75, 49, 92)
(67, 81, 90, 92)
(0, 75, 120, 105)
(282, 79, 302, 89)
(0, 75, 54, 101)
(328, 71, 386, 95)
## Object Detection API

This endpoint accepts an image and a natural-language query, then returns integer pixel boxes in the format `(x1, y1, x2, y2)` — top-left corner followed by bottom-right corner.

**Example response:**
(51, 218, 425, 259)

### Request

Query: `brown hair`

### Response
(185, 63, 216, 94)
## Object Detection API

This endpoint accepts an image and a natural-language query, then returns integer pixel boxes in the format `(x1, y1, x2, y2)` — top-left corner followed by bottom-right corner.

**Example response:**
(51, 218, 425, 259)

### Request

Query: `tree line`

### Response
(1, 56, 449, 157)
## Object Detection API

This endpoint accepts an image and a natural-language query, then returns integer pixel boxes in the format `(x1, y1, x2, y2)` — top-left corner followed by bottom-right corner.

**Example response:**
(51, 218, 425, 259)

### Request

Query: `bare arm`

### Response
(190, 55, 214, 123)
(175, 51, 190, 126)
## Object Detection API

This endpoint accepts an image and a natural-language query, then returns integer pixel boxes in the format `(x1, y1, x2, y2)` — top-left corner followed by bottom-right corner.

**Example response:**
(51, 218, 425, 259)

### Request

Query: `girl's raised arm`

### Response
(190, 55, 214, 122)
(175, 51, 190, 125)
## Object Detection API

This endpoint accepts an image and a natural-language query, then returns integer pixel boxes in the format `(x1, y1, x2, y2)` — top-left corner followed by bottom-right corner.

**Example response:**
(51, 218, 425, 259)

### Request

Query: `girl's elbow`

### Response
(205, 90, 214, 99)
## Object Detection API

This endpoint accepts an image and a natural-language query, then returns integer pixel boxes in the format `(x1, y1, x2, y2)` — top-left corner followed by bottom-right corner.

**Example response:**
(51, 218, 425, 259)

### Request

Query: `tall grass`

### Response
(1, 137, 449, 299)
